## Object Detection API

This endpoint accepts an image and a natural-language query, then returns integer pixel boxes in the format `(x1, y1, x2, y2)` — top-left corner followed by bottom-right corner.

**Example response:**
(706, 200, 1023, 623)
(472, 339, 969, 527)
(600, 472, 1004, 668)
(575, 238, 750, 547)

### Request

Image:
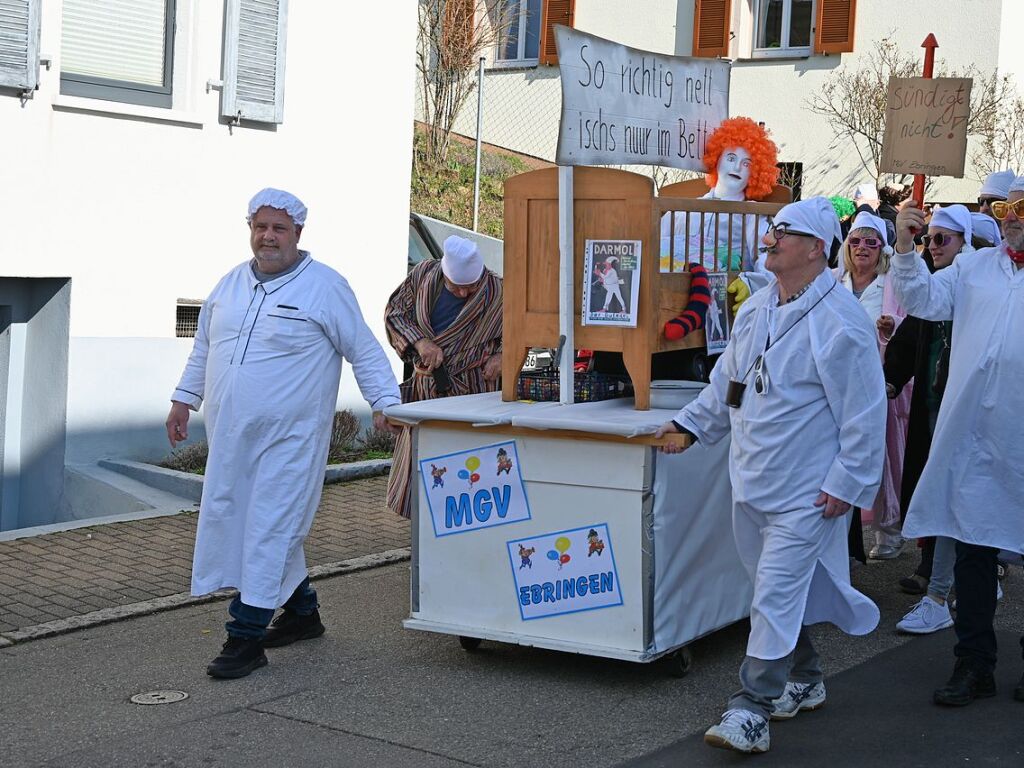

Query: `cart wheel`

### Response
(666, 646, 693, 678)
(458, 635, 482, 652)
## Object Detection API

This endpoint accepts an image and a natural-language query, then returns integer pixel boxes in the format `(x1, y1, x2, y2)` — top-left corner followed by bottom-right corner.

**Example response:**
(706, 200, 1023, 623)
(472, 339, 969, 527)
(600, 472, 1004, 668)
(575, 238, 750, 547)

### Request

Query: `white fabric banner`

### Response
(555, 26, 730, 170)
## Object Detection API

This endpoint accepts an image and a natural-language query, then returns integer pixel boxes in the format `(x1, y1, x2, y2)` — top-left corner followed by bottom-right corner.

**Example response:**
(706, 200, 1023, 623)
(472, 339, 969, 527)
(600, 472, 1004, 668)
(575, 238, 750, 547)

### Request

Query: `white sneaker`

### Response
(869, 537, 905, 560)
(896, 595, 954, 634)
(704, 709, 770, 754)
(770, 681, 826, 720)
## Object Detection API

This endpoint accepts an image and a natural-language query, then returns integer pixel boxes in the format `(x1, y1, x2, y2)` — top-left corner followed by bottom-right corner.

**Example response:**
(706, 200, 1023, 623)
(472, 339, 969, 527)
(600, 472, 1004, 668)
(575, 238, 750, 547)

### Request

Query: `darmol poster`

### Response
(583, 239, 641, 327)
(704, 271, 730, 354)
(419, 441, 531, 537)
(506, 523, 623, 621)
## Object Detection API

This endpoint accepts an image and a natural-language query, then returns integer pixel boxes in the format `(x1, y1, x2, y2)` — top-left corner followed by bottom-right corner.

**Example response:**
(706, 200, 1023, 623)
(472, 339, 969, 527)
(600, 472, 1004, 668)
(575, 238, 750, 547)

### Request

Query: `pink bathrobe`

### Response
(869, 276, 912, 533)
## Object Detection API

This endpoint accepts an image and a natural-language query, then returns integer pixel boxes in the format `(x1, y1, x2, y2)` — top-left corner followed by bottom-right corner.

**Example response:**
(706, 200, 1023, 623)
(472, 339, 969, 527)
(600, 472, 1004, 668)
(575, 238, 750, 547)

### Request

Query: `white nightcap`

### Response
(441, 235, 484, 285)
(247, 188, 307, 227)
(774, 196, 843, 257)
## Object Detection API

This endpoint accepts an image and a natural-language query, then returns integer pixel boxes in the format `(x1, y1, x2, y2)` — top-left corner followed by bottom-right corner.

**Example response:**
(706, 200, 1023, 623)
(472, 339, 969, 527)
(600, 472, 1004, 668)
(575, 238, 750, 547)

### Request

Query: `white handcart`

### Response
(388, 389, 752, 675)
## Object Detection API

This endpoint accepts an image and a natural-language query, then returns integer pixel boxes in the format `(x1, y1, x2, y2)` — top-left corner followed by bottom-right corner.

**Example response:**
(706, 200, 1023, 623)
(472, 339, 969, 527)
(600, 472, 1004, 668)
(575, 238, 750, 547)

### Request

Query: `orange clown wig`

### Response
(703, 117, 779, 201)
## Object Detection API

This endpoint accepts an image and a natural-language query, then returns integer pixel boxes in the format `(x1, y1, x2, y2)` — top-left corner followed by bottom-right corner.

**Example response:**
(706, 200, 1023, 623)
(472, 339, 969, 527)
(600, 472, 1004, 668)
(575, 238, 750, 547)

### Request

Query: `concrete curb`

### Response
(323, 458, 393, 484)
(99, 459, 204, 501)
(99, 457, 393, 498)
(0, 547, 410, 647)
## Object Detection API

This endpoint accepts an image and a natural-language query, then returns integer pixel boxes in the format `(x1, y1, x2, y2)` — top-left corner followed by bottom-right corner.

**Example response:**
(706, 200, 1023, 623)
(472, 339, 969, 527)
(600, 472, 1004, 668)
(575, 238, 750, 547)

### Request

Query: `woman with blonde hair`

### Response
(837, 210, 911, 561)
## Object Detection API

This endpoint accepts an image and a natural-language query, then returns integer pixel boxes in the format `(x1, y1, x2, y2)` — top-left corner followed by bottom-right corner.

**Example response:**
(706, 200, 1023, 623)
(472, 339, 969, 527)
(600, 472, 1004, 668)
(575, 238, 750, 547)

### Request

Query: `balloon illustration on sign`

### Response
(459, 456, 481, 488)
(553, 536, 572, 569)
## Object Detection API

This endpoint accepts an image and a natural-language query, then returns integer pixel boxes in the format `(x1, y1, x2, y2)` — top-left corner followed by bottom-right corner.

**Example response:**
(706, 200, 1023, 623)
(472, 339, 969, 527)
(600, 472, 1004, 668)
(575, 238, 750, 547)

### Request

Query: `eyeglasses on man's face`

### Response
(991, 199, 1024, 221)
(922, 232, 961, 248)
(978, 196, 1003, 209)
(768, 224, 815, 242)
(848, 237, 882, 249)
(443, 276, 482, 297)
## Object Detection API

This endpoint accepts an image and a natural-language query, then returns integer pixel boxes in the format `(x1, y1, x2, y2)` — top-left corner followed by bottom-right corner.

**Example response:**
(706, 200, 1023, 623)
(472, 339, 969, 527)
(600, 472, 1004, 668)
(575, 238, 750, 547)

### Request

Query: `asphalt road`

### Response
(1, 555, 1020, 767)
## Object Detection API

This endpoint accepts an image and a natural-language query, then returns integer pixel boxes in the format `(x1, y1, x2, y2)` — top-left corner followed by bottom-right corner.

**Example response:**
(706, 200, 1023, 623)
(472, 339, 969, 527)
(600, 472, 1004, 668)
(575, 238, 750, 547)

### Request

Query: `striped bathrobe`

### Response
(384, 259, 503, 518)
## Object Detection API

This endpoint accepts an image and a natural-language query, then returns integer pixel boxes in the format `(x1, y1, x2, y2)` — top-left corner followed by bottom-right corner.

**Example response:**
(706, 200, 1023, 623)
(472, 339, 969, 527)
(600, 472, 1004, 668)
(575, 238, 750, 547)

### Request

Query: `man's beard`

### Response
(1003, 224, 1024, 252)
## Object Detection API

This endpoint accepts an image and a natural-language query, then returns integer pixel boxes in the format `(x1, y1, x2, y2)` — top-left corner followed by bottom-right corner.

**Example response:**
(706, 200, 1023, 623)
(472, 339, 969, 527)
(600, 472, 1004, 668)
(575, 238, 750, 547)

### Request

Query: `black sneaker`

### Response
(262, 609, 326, 648)
(933, 658, 997, 706)
(899, 574, 928, 595)
(206, 636, 268, 679)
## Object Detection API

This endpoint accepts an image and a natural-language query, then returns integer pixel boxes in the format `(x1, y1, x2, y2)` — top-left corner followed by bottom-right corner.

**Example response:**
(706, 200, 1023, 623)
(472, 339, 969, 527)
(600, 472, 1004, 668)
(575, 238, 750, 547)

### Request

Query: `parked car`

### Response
(409, 212, 443, 269)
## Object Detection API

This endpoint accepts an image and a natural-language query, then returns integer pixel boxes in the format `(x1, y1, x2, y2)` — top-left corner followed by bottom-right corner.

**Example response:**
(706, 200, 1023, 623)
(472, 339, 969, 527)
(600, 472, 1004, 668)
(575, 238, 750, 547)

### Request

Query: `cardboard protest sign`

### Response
(879, 76, 972, 178)
(419, 441, 531, 537)
(554, 26, 730, 171)
(507, 523, 623, 620)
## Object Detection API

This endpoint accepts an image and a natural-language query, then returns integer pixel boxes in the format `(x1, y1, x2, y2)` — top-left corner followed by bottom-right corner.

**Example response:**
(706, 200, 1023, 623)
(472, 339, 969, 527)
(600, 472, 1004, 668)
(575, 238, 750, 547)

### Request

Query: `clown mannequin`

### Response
(664, 117, 779, 274)
(662, 118, 779, 341)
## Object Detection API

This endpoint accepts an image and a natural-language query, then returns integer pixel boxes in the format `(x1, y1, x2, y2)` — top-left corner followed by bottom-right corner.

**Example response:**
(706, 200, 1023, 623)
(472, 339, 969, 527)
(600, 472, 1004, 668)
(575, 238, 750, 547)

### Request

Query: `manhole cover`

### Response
(130, 690, 189, 706)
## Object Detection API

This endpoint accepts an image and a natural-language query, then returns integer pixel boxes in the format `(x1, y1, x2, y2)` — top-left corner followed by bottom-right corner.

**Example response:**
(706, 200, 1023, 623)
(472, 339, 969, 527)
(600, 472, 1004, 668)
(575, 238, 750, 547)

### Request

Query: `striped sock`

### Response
(664, 263, 711, 341)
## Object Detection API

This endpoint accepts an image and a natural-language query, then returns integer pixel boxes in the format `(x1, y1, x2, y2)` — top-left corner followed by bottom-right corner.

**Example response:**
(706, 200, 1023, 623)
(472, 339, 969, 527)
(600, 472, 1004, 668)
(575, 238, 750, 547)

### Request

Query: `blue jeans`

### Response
(226, 578, 318, 640)
(927, 536, 956, 601)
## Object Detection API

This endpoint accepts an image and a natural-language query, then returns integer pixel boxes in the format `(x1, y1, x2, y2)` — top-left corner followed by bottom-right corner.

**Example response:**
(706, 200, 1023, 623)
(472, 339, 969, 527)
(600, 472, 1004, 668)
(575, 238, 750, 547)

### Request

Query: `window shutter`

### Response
(221, 0, 289, 124)
(539, 0, 575, 66)
(0, 0, 41, 91)
(814, 0, 856, 54)
(692, 0, 731, 58)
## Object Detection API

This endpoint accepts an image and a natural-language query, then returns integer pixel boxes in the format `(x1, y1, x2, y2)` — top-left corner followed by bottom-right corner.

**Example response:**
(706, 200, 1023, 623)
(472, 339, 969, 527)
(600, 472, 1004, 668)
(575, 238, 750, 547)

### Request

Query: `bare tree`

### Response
(805, 36, 1017, 187)
(416, 1, 514, 168)
(649, 165, 702, 192)
(971, 93, 1024, 179)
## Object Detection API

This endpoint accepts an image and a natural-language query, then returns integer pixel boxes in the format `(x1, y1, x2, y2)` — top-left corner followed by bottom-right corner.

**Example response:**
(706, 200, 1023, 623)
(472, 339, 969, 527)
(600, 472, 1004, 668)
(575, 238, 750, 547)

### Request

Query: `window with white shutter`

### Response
(220, 0, 289, 124)
(60, 0, 175, 107)
(0, 0, 42, 93)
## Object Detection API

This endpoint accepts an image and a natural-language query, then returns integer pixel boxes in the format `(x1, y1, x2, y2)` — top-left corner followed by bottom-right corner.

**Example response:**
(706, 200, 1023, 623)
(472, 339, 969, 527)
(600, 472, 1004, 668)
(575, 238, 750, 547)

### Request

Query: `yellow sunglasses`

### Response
(990, 199, 1024, 220)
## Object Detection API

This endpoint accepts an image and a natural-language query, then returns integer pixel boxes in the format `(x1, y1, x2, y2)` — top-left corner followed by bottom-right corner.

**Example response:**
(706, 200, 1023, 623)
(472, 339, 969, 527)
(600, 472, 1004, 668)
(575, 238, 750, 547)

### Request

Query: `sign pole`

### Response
(912, 34, 939, 205)
(472, 56, 485, 232)
(558, 166, 575, 405)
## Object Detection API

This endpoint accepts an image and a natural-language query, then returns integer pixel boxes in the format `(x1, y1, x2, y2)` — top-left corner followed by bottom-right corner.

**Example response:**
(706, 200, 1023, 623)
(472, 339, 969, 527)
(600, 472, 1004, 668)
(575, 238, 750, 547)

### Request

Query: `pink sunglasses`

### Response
(848, 237, 882, 248)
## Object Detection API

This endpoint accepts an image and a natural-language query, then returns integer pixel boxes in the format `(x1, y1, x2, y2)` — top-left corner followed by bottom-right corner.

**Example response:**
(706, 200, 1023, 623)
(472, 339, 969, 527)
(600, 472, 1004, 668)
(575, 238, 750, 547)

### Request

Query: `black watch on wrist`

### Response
(671, 420, 698, 442)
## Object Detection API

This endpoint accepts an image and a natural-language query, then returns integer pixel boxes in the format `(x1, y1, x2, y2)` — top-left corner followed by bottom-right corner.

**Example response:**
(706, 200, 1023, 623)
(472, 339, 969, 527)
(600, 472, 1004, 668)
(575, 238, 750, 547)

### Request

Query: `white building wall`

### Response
(999, 0, 1024, 98)
(1, 2, 418, 465)
(429, 0, 1014, 199)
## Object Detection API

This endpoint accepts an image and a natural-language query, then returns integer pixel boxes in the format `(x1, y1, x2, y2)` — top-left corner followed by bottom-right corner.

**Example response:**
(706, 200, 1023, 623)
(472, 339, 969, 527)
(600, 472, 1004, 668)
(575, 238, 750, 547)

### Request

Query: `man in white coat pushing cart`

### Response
(165, 189, 400, 679)
(656, 197, 887, 754)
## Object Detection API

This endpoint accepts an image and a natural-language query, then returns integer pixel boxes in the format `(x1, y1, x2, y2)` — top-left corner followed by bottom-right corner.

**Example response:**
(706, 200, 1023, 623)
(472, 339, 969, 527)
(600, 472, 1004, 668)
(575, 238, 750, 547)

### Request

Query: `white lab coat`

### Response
(673, 267, 885, 658)
(173, 254, 401, 608)
(841, 272, 885, 321)
(889, 244, 1024, 554)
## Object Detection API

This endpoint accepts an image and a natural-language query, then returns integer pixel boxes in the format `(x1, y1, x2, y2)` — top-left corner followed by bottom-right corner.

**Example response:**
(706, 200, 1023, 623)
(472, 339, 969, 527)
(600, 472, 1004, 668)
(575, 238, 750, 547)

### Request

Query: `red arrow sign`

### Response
(912, 35, 940, 206)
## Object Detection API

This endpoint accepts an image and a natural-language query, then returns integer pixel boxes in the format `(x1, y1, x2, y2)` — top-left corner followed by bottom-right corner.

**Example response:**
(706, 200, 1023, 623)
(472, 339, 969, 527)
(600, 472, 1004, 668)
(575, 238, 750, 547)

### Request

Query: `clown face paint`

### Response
(714, 147, 752, 199)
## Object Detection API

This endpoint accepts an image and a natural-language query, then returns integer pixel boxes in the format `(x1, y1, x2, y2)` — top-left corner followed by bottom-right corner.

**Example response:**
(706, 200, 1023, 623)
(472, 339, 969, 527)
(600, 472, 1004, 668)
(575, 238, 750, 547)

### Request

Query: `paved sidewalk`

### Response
(0, 476, 408, 637)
